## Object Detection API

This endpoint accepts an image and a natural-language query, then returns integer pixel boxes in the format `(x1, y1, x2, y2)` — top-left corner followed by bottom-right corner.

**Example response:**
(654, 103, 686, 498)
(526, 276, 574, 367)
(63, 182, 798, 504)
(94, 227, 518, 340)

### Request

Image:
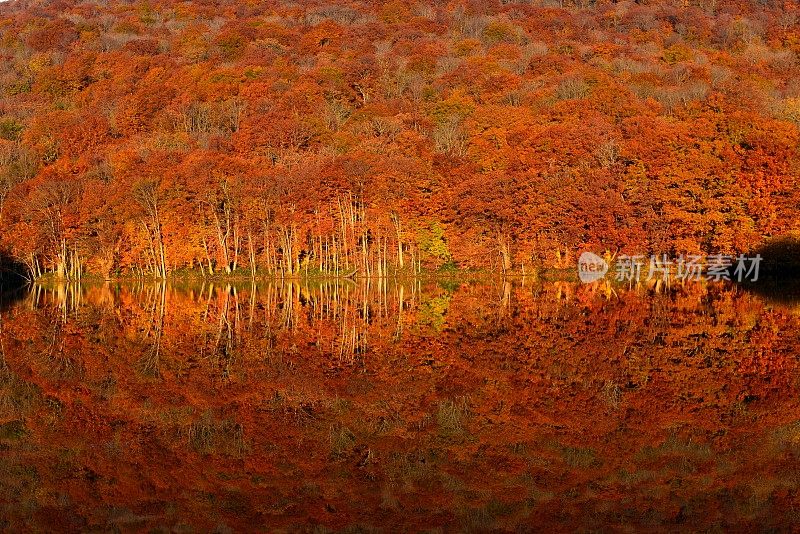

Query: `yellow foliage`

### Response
(431, 90, 475, 123)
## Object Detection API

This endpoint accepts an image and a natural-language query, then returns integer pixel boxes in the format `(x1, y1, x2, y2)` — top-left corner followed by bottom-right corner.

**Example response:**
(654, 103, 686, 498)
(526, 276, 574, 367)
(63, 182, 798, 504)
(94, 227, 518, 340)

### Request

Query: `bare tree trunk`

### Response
(213, 209, 231, 274)
(247, 230, 256, 281)
(232, 216, 240, 273)
(134, 181, 167, 279)
(497, 234, 512, 275)
(391, 212, 404, 270)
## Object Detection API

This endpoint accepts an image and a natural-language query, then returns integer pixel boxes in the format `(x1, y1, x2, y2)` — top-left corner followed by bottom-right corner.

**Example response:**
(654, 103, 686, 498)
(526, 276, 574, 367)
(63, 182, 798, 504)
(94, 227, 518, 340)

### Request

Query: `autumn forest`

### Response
(1, 0, 800, 280)
(4, 0, 800, 531)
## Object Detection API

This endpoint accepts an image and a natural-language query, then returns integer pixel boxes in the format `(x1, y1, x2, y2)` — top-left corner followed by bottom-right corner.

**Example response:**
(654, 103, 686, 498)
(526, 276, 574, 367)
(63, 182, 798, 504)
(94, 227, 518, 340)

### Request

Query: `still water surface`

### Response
(0, 279, 799, 531)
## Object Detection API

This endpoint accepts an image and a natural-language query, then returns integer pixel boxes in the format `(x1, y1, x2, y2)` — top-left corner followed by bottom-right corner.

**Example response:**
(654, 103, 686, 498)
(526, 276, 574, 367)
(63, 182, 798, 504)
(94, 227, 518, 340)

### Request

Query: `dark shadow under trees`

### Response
(737, 235, 800, 305)
(0, 249, 28, 288)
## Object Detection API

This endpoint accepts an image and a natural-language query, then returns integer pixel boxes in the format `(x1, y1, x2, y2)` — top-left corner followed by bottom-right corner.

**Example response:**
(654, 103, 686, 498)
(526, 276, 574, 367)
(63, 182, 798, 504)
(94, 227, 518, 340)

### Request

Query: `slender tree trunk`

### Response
(247, 230, 256, 281)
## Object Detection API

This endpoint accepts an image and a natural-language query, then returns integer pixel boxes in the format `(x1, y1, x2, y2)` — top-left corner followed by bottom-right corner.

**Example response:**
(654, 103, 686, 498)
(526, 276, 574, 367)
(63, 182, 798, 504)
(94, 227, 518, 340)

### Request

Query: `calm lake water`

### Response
(0, 279, 799, 531)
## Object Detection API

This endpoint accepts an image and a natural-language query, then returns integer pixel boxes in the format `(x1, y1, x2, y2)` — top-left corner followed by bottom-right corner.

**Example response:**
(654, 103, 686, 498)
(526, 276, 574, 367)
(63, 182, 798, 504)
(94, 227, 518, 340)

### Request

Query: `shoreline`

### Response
(21, 267, 577, 286)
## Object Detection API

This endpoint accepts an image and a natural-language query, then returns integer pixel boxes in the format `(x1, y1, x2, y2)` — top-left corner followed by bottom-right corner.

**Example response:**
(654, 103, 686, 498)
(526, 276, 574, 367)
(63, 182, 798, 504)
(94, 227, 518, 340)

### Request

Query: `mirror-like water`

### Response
(0, 280, 798, 531)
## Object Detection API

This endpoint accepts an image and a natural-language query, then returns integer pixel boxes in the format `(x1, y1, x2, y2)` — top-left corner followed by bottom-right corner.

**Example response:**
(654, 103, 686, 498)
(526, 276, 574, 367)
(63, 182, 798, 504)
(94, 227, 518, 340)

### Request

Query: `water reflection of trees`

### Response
(24, 277, 800, 379)
(2, 279, 800, 531)
(26, 279, 441, 367)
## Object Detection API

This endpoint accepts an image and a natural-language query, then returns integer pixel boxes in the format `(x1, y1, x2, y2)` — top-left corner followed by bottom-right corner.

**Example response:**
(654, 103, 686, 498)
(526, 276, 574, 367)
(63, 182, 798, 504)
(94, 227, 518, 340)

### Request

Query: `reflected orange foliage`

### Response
(0, 281, 798, 530)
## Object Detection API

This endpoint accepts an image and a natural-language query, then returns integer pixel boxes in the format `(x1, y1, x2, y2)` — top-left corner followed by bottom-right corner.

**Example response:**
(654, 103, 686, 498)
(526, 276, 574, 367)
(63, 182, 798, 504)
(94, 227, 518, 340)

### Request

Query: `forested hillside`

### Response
(1, 0, 799, 279)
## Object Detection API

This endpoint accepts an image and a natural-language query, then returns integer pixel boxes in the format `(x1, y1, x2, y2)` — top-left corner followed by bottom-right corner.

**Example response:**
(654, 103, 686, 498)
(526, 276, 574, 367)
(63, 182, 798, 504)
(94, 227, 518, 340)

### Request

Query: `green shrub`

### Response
(0, 118, 23, 141)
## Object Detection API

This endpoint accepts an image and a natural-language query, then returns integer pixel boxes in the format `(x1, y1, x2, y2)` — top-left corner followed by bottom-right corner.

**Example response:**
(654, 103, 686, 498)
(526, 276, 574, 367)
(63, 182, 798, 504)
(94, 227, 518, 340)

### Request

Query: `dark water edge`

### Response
(0, 251, 29, 294)
(0, 271, 28, 311)
(736, 276, 800, 306)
